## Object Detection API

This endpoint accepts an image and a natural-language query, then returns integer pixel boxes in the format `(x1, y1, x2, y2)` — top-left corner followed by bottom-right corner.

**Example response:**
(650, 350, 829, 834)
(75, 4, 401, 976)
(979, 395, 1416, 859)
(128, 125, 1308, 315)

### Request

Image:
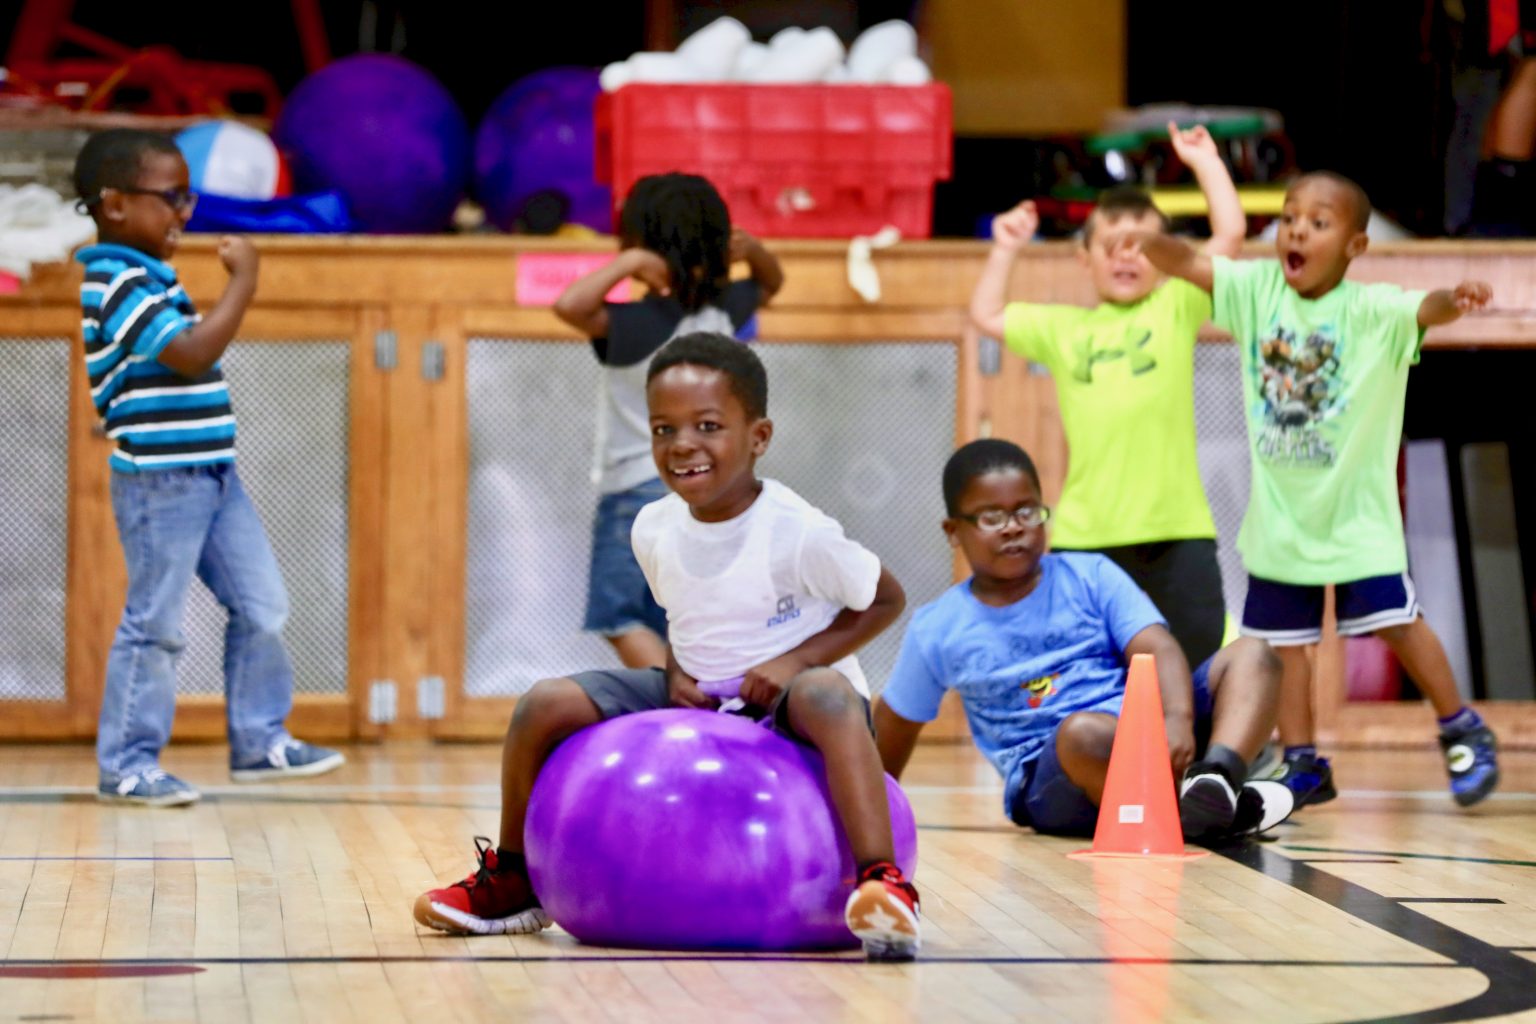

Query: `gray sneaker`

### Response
(97, 768, 200, 807)
(230, 738, 345, 782)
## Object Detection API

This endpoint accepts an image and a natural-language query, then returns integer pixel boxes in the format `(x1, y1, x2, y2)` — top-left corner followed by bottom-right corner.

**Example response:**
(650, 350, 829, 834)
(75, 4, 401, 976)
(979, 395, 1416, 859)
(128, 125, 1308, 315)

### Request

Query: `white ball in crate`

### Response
(769, 26, 806, 51)
(600, 61, 632, 92)
(848, 19, 918, 82)
(732, 41, 770, 81)
(676, 17, 750, 80)
(883, 56, 932, 85)
(751, 26, 844, 83)
(627, 52, 703, 83)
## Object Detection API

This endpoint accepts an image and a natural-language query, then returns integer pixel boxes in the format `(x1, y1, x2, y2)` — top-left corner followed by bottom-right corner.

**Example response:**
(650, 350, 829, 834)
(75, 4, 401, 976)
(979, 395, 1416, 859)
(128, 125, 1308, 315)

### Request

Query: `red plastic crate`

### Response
(594, 83, 953, 239)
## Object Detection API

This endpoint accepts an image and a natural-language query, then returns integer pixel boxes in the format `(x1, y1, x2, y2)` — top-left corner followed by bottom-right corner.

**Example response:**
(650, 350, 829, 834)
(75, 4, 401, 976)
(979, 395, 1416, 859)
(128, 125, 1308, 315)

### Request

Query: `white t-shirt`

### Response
(631, 478, 883, 696)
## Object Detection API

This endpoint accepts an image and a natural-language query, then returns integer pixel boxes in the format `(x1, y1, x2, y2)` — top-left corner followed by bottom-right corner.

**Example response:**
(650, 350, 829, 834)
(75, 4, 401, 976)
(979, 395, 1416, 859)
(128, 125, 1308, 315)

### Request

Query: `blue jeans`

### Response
(582, 477, 669, 639)
(98, 464, 294, 777)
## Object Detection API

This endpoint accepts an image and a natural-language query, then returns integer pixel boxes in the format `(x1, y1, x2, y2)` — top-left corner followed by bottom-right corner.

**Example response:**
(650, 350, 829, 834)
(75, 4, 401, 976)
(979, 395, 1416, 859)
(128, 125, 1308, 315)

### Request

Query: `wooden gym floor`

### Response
(0, 741, 1532, 1023)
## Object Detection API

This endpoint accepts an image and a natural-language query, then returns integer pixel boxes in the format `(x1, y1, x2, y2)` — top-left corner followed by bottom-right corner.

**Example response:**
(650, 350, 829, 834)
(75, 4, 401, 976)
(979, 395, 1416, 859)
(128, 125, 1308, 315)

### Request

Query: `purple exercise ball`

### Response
(273, 54, 469, 234)
(473, 67, 610, 233)
(524, 708, 919, 951)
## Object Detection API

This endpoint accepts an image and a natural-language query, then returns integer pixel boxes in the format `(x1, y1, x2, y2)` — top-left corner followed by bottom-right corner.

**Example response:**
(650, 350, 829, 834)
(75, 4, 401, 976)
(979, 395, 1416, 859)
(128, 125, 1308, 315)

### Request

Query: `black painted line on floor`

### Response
(1222, 842, 1536, 1024)
(1282, 845, 1536, 870)
(1392, 898, 1505, 905)
(0, 857, 233, 862)
(0, 955, 1462, 969)
(1296, 859, 1402, 864)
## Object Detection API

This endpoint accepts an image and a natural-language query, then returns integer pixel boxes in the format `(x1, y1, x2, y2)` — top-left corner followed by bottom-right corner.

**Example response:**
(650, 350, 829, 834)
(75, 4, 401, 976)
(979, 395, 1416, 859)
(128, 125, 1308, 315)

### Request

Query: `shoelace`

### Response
(454, 836, 497, 892)
(117, 767, 172, 795)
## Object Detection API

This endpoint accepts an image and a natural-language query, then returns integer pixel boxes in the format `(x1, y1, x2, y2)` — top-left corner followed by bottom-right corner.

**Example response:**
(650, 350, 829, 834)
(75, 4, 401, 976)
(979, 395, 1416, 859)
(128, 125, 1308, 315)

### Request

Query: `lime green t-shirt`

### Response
(1002, 278, 1218, 549)
(1211, 256, 1427, 584)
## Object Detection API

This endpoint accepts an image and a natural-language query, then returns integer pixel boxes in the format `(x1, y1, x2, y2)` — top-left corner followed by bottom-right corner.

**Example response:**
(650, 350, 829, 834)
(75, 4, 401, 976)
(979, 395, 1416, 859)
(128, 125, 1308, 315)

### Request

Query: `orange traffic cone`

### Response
(1068, 653, 1208, 860)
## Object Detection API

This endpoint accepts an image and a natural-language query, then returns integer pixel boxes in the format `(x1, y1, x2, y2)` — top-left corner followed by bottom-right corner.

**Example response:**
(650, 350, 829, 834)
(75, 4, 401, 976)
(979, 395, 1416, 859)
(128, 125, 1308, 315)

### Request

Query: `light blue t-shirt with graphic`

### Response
(881, 552, 1165, 812)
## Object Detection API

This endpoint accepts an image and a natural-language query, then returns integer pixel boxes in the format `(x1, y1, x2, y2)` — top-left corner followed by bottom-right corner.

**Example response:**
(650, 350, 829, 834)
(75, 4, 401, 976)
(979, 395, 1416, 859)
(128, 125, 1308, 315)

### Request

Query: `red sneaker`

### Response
(413, 837, 551, 936)
(844, 861, 921, 961)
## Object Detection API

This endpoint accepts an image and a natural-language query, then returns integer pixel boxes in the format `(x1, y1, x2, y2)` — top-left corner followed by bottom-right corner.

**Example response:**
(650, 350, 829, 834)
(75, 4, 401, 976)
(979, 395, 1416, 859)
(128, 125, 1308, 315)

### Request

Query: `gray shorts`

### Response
(568, 666, 872, 738)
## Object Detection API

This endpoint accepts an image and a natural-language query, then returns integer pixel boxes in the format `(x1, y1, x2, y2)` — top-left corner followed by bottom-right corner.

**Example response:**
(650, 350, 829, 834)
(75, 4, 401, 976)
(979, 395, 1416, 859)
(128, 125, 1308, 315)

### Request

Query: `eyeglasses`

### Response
(955, 504, 1051, 531)
(83, 186, 199, 214)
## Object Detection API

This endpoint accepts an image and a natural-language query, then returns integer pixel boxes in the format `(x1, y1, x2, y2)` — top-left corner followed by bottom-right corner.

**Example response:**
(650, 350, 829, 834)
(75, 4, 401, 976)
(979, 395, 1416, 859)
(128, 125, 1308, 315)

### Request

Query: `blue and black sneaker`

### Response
(1440, 725, 1499, 807)
(1275, 752, 1337, 808)
(231, 738, 345, 782)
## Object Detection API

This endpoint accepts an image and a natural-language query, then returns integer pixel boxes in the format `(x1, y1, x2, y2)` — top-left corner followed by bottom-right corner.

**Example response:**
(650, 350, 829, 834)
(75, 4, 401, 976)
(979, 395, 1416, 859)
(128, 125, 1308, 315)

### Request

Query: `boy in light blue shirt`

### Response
(874, 439, 1292, 841)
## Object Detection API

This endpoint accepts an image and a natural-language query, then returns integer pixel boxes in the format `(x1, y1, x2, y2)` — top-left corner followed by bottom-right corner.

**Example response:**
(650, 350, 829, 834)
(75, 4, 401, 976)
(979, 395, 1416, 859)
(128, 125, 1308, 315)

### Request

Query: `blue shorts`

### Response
(583, 478, 670, 638)
(1240, 572, 1420, 646)
(1008, 657, 1216, 836)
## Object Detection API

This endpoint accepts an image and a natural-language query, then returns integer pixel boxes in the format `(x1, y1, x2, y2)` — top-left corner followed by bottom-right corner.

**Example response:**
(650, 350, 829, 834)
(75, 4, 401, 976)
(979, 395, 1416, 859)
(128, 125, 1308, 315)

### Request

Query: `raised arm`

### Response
(157, 236, 257, 378)
(552, 248, 670, 337)
(969, 200, 1039, 339)
(1109, 228, 1215, 294)
(1167, 120, 1245, 258)
(1418, 281, 1492, 329)
(730, 229, 784, 302)
(872, 699, 925, 780)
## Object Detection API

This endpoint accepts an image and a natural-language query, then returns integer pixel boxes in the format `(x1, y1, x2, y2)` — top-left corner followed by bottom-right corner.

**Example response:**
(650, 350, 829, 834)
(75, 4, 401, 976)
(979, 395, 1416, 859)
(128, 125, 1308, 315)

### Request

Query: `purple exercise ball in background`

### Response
(473, 67, 611, 234)
(524, 708, 919, 951)
(273, 54, 469, 234)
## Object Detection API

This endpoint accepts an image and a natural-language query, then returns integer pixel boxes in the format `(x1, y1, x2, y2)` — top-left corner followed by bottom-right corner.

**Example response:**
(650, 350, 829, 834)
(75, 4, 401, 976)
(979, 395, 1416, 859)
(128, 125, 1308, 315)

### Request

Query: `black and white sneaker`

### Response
(1179, 762, 1239, 839)
(1226, 781, 1295, 838)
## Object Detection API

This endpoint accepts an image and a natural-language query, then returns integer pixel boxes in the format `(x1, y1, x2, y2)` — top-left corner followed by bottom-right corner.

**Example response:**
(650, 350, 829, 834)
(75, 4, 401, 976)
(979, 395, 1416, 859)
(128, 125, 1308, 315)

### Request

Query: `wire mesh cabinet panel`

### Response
(0, 338, 71, 716)
(463, 339, 957, 700)
(178, 341, 351, 698)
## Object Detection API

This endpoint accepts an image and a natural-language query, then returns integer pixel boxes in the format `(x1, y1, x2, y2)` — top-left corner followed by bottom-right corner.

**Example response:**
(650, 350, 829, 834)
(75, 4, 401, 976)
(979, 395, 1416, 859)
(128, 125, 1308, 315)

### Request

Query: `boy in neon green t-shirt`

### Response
(1110, 171, 1499, 808)
(970, 122, 1245, 669)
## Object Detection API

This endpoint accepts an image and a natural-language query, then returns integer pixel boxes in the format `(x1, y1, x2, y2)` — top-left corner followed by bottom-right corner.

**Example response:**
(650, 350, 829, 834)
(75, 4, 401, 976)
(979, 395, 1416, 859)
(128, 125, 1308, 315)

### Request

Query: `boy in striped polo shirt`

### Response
(73, 129, 343, 806)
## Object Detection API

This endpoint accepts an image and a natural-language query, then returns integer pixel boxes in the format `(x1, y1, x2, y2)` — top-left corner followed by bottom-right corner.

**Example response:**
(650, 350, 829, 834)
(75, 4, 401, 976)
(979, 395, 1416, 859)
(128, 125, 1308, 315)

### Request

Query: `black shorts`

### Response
(567, 666, 873, 738)
(1058, 538, 1225, 668)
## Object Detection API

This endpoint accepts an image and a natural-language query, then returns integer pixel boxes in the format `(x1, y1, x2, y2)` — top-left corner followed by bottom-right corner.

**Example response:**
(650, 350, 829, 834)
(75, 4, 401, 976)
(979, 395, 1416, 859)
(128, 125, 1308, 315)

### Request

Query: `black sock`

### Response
(495, 848, 527, 874)
(1201, 744, 1248, 789)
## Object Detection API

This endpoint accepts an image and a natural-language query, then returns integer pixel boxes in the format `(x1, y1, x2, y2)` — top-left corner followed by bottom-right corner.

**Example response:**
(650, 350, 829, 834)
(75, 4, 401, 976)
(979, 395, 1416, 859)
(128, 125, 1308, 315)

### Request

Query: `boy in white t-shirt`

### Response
(415, 332, 922, 961)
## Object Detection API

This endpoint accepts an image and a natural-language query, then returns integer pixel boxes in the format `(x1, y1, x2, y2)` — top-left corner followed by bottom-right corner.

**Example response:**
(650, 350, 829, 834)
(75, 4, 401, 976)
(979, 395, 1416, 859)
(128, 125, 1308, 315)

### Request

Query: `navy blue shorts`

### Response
(582, 478, 670, 638)
(1240, 572, 1420, 646)
(1008, 657, 1216, 836)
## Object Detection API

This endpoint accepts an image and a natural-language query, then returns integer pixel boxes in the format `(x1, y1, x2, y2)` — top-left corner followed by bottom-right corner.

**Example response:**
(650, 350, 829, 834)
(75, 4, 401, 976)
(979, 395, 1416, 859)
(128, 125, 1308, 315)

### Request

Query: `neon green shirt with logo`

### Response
(1211, 256, 1427, 584)
(1003, 278, 1217, 549)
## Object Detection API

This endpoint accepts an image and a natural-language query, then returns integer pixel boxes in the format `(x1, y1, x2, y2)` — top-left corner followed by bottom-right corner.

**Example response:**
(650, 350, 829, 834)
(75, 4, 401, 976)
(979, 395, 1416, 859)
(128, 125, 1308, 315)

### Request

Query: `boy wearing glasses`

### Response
(73, 129, 342, 806)
(873, 440, 1292, 842)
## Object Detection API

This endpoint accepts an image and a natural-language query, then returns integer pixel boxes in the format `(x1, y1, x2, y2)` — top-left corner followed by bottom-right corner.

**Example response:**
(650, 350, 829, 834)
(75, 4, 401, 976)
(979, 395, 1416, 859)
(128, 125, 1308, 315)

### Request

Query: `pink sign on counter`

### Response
(515, 253, 630, 307)
(0, 272, 19, 295)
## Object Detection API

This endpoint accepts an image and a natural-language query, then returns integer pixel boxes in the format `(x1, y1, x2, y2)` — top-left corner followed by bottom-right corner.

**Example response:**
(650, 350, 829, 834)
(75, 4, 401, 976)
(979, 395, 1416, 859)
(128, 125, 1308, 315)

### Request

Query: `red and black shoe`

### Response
(413, 837, 551, 936)
(844, 861, 921, 961)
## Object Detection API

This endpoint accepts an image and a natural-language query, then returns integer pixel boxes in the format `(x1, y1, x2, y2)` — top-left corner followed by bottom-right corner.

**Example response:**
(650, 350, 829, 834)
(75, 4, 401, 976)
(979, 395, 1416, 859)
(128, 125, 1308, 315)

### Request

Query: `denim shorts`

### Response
(583, 477, 670, 638)
(1008, 656, 1216, 836)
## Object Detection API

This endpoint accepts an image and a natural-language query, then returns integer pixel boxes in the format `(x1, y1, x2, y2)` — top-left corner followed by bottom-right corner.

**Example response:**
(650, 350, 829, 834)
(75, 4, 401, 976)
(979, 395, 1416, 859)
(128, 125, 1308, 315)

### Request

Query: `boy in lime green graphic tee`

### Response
(970, 122, 1245, 669)
(1111, 170, 1499, 809)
